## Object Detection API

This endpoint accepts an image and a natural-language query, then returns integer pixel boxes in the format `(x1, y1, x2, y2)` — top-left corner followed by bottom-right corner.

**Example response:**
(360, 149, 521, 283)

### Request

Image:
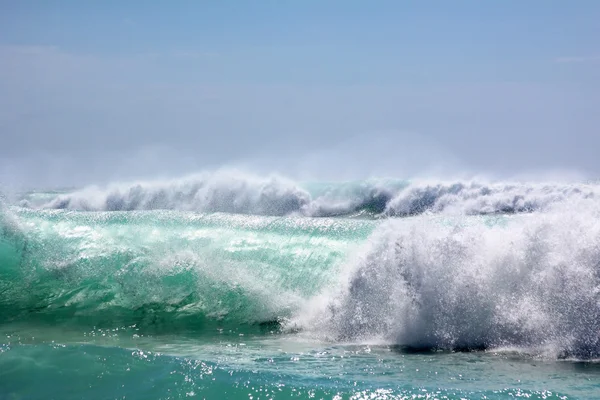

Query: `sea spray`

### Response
(18, 171, 600, 217)
(3, 178, 600, 399)
(292, 200, 600, 358)
(4, 180, 600, 358)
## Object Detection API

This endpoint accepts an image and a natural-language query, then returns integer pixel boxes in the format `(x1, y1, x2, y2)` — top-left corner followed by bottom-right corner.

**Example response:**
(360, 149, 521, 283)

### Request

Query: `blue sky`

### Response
(1, 1, 599, 187)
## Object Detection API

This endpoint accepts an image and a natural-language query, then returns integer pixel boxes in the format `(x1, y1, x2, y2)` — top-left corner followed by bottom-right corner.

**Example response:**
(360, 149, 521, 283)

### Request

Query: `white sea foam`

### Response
(27, 172, 600, 217)
(36, 171, 311, 216)
(292, 200, 600, 359)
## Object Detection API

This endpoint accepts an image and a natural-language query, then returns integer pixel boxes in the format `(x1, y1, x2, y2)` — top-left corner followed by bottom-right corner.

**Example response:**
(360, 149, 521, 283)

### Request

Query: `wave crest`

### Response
(384, 181, 596, 216)
(38, 171, 311, 216)
(23, 173, 600, 217)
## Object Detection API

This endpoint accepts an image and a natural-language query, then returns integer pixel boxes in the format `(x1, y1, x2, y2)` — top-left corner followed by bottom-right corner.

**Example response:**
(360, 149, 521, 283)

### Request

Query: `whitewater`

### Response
(1, 171, 600, 399)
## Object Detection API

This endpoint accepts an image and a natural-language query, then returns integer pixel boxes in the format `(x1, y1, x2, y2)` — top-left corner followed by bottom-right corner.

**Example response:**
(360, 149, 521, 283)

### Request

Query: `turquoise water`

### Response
(2, 179, 600, 399)
(2, 324, 599, 399)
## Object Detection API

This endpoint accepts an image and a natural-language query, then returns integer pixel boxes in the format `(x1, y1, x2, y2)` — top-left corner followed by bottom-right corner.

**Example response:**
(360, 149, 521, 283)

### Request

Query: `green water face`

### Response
(0, 208, 374, 334)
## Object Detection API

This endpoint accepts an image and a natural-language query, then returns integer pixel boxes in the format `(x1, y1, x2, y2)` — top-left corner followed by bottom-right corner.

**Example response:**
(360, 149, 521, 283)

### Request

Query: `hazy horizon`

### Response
(1, 2, 599, 189)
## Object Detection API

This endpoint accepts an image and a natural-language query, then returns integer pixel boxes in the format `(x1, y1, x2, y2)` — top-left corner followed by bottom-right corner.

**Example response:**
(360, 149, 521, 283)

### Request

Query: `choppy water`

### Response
(1, 173, 600, 399)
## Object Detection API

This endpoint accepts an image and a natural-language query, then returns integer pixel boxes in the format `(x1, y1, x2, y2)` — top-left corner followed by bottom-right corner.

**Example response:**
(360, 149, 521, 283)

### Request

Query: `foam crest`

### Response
(39, 171, 311, 216)
(384, 181, 597, 216)
(300, 180, 400, 217)
(28, 174, 600, 217)
(293, 203, 600, 359)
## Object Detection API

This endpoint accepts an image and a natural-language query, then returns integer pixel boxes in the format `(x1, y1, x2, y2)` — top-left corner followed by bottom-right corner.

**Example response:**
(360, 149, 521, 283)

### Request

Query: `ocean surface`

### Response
(1, 172, 600, 399)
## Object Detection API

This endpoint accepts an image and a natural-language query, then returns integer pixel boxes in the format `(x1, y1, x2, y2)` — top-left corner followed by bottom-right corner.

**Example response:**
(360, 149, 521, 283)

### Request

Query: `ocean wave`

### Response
(19, 172, 600, 217)
(0, 207, 366, 332)
(31, 171, 312, 216)
(2, 199, 600, 358)
(292, 202, 600, 359)
(384, 181, 597, 216)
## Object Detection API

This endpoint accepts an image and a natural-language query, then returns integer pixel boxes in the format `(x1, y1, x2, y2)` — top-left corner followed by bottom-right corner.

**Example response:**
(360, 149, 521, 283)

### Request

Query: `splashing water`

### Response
(2, 174, 600, 399)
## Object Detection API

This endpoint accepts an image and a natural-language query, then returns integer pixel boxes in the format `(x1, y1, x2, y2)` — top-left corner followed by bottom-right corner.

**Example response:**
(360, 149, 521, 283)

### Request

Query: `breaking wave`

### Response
(292, 201, 600, 359)
(16, 171, 600, 217)
(2, 174, 600, 359)
(0, 206, 371, 333)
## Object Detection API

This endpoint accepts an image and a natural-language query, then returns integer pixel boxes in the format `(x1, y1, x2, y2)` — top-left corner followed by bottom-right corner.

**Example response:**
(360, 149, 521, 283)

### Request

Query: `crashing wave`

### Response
(3, 191, 600, 358)
(384, 181, 597, 216)
(0, 206, 367, 332)
(16, 172, 600, 217)
(292, 201, 600, 359)
(36, 171, 311, 216)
